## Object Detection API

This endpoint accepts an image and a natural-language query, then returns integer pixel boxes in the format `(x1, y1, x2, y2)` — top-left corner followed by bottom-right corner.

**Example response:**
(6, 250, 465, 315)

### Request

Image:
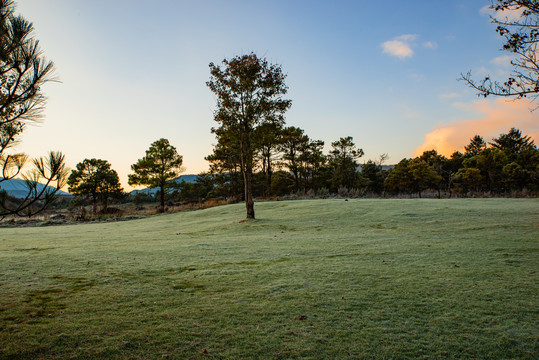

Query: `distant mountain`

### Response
(357, 164, 394, 172)
(0, 178, 70, 199)
(129, 174, 199, 195)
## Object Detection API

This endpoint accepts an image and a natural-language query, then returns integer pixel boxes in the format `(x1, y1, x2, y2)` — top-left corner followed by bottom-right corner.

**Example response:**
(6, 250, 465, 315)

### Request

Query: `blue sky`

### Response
(14, 0, 538, 190)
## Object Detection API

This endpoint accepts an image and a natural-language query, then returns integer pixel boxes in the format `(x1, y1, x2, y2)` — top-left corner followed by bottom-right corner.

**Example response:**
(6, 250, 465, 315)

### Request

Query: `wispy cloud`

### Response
(381, 34, 418, 59)
(395, 34, 418, 42)
(491, 55, 514, 67)
(409, 73, 425, 82)
(423, 41, 438, 49)
(413, 99, 539, 156)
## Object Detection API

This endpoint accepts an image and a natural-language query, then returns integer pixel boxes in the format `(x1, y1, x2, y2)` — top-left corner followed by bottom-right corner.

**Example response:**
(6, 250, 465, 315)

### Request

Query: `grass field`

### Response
(0, 199, 537, 359)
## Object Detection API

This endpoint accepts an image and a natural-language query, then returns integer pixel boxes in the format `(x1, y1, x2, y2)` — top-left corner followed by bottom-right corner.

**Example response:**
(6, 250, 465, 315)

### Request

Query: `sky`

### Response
(12, 0, 539, 191)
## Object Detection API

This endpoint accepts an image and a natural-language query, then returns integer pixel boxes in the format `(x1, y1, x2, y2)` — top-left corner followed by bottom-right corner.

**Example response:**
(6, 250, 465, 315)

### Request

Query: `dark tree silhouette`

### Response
(490, 127, 536, 156)
(461, 0, 539, 105)
(465, 135, 487, 157)
(0, 0, 67, 219)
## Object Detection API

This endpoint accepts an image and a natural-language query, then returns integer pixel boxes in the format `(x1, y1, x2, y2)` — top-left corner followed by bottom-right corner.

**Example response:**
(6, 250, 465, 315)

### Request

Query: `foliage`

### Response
(171, 173, 216, 204)
(464, 135, 487, 157)
(297, 139, 326, 191)
(132, 191, 156, 205)
(203, 125, 536, 200)
(329, 136, 364, 190)
(279, 126, 309, 191)
(359, 155, 388, 195)
(207, 53, 291, 218)
(490, 127, 536, 156)
(453, 167, 483, 193)
(129, 138, 183, 213)
(461, 0, 539, 105)
(384, 158, 442, 198)
(254, 122, 283, 196)
(270, 170, 295, 196)
(0, 0, 67, 218)
(67, 158, 123, 215)
(451, 128, 539, 194)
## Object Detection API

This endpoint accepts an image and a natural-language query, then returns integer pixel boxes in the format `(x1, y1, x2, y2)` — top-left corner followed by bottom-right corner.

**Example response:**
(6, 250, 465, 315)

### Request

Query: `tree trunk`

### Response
(244, 166, 255, 219)
(292, 166, 299, 191)
(267, 162, 272, 197)
(159, 185, 165, 213)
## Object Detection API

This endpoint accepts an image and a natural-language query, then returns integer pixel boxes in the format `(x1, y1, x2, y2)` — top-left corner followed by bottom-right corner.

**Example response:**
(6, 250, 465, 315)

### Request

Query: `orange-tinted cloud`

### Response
(381, 34, 418, 59)
(413, 99, 539, 157)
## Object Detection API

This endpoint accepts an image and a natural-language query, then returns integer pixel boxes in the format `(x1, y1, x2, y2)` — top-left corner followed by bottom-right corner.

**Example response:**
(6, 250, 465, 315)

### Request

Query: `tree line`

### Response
(53, 123, 539, 218)
(178, 127, 538, 201)
(1, 0, 538, 220)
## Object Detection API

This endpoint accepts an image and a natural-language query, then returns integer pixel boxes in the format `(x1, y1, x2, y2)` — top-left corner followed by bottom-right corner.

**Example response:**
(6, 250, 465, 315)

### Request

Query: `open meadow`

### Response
(0, 198, 537, 359)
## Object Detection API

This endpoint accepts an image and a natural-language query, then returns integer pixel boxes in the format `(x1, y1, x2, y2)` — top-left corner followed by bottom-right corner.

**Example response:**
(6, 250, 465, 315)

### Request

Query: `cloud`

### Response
(381, 34, 437, 59)
(480, 4, 525, 21)
(423, 41, 438, 49)
(381, 34, 418, 59)
(395, 34, 418, 42)
(413, 98, 539, 157)
(491, 55, 514, 67)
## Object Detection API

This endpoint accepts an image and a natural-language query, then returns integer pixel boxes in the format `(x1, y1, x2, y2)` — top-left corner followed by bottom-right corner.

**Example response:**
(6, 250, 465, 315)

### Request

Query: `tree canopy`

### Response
(207, 53, 291, 219)
(128, 138, 183, 213)
(67, 158, 123, 215)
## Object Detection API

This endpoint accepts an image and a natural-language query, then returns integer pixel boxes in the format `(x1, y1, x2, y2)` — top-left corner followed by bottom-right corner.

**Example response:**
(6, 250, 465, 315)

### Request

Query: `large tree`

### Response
(67, 159, 123, 215)
(129, 138, 183, 213)
(461, 0, 539, 105)
(207, 53, 291, 219)
(0, 0, 67, 218)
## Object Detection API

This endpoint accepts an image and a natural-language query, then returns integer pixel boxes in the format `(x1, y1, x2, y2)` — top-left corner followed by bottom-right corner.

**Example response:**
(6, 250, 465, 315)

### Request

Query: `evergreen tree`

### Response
(207, 53, 291, 219)
(129, 139, 183, 213)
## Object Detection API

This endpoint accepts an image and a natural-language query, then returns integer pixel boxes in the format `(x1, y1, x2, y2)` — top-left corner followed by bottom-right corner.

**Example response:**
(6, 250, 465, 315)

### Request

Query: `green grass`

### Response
(0, 199, 537, 359)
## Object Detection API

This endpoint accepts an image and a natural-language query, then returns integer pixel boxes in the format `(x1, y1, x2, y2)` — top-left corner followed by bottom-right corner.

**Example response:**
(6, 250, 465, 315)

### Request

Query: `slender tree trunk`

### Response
(159, 184, 165, 213)
(292, 166, 299, 191)
(240, 131, 255, 219)
(267, 161, 272, 197)
(244, 164, 255, 219)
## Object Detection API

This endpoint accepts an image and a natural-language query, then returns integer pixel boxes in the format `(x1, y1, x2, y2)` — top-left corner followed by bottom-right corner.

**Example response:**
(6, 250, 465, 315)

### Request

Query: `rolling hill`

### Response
(129, 174, 199, 195)
(0, 178, 70, 198)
